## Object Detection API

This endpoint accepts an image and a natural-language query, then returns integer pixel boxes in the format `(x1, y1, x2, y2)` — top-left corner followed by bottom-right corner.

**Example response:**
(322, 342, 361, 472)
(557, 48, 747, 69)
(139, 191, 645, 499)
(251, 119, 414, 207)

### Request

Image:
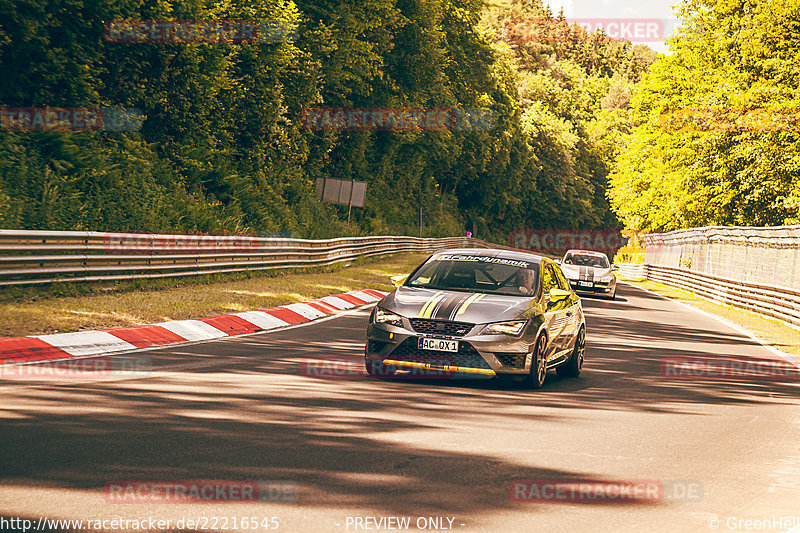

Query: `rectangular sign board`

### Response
(316, 178, 366, 207)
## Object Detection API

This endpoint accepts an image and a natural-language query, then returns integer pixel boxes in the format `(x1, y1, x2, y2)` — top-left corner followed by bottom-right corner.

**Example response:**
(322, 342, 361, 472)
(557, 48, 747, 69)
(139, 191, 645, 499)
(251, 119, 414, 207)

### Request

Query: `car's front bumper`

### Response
(365, 319, 536, 377)
(566, 277, 616, 294)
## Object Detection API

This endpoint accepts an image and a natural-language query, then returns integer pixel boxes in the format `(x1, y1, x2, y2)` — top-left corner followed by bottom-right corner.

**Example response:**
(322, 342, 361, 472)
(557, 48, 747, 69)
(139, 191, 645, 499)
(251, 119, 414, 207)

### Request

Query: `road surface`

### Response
(1, 283, 799, 532)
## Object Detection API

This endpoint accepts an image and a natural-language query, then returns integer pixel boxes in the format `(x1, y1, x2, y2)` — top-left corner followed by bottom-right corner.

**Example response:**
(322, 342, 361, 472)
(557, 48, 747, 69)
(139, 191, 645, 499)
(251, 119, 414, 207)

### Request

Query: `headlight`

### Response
(600, 275, 613, 283)
(374, 307, 403, 327)
(482, 320, 527, 336)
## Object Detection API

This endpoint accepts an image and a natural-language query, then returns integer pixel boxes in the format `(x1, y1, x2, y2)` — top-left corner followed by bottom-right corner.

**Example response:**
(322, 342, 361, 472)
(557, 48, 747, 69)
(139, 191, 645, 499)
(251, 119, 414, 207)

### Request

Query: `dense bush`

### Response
(0, 0, 655, 240)
(608, 0, 800, 232)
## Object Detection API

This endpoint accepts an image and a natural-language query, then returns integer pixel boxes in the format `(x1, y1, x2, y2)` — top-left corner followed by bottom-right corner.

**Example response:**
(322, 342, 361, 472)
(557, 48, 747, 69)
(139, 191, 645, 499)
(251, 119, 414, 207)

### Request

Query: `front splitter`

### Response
(383, 359, 497, 376)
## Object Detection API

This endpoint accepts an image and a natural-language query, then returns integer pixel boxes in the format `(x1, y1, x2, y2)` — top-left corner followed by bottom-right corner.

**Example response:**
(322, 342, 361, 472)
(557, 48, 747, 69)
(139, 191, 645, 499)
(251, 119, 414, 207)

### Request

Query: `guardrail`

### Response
(627, 224, 800, 329)
(0, 230, 501, 287)
(615, 263, 647, 280)
(615, 263, 800, 329)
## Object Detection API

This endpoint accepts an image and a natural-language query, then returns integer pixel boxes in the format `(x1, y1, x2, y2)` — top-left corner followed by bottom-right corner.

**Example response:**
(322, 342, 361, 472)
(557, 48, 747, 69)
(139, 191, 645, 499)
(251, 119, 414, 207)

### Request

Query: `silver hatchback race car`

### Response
(365, 249, 586, 388)
(559, 249, 617, 299)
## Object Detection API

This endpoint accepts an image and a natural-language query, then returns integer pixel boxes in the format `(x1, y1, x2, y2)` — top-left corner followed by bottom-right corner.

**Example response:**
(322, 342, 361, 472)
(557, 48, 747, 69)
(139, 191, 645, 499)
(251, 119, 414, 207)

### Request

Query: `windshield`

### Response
(563, 253, 610, 268)
(405, 254, 541, 296)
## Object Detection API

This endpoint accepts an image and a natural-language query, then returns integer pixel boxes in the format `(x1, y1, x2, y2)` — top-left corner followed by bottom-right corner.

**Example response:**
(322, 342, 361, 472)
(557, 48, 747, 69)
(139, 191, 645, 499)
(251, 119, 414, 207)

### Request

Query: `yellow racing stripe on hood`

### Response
(455, 293, 485, 318)
(419, 292, 445, 318)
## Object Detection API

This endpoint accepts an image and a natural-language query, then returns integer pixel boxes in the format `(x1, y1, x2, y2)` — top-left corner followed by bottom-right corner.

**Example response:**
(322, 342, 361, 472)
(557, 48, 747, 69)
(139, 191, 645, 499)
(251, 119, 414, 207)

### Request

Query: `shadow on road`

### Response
(0, 283, 797, 522)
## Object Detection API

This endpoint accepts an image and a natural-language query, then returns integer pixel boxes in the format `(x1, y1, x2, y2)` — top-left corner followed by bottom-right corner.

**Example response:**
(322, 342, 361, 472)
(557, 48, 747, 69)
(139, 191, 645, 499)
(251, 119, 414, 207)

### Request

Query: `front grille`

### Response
(408, 319, 474, 337)
(494, 352, 527, 368)
(368, 340, 388, 353)
(387, 338, 491, 370)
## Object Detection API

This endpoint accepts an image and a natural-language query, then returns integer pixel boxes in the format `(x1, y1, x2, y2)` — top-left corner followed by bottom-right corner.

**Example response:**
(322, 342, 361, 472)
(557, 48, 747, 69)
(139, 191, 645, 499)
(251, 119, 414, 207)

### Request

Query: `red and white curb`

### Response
(0, 289, 387, 366)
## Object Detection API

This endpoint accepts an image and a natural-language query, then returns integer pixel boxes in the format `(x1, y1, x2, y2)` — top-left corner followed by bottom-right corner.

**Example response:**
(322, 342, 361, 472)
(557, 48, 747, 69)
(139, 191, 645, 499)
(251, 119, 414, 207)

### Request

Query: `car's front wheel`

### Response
(365, 359, 396, 378)
(557, 326, 585, 378)
(522, 333, 548, 389)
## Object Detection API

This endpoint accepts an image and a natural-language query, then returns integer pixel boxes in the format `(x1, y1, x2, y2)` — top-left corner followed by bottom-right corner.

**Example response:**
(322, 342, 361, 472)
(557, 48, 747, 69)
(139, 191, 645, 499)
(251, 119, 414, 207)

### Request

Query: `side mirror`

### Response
(612, 264, 619, 271)
(548, 288, 571, 302)
(390, 275, 408, 288)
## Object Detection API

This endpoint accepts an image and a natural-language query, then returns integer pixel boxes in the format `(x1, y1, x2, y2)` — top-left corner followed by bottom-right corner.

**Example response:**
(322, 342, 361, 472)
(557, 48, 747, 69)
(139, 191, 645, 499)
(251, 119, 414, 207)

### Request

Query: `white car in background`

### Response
(559, 249, 617, 300)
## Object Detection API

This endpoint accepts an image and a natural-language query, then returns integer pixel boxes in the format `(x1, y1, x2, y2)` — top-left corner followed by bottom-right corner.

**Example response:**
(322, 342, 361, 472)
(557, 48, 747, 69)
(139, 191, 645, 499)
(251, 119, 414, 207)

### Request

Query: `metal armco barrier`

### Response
(616, 263, 647, 280)
(616, 224, 800, 329)
(647, 265, 800, 328)
(615, 263, 800, 329)
(0, 230, 499, 287)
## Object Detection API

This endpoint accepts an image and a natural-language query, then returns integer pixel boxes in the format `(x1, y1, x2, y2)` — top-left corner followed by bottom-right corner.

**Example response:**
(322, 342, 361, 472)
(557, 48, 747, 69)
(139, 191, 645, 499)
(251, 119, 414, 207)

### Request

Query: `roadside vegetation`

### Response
(0, 0, 653, 242)
(1, 1, 796, 241)
(608, 0, 800, 232)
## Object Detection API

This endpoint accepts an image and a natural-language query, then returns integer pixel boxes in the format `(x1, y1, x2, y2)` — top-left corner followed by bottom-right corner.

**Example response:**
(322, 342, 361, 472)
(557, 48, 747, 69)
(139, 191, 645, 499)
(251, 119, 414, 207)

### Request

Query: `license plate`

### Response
(578, 281, 594, 288)
(418, 337, 459, 353)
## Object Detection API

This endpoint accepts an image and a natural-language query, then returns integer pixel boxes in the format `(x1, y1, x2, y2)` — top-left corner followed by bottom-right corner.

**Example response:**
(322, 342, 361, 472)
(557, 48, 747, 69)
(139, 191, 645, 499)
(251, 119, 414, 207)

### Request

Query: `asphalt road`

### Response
(1, 283, 799, 533)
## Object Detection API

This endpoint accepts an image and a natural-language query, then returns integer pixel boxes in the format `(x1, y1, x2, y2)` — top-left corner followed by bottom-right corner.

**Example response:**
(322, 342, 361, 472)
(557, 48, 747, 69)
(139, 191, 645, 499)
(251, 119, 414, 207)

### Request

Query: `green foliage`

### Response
(0, 0, 656, 239)
(612, 231, 645, 264)
(608, 0, 800, 231)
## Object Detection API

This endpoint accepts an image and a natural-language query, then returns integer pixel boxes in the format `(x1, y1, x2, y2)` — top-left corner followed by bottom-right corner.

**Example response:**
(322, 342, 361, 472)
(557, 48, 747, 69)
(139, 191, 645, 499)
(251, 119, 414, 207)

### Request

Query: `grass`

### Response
(618, 275, 800, 360)
(0, 253, 430, 338)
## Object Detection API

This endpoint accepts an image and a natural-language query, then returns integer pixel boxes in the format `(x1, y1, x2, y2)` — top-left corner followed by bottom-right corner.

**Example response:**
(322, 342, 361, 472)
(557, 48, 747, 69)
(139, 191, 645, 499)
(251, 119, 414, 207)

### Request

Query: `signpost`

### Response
(315, 178, 367, 227)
